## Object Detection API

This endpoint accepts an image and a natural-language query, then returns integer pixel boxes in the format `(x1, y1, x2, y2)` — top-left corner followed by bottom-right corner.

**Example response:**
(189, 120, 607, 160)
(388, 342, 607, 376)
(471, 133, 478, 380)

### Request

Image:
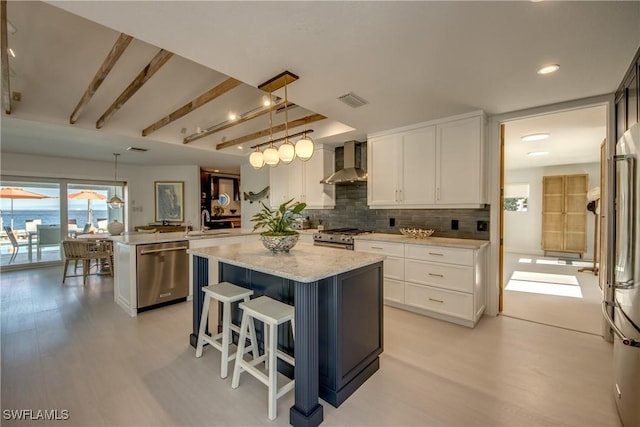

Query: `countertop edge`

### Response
(188, 242, 385, 283)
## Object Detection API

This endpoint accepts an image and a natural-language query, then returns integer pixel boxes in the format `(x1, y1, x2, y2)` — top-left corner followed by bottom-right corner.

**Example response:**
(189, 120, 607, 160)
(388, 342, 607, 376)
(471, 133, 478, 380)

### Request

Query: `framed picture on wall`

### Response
(155, 181, 184, 222)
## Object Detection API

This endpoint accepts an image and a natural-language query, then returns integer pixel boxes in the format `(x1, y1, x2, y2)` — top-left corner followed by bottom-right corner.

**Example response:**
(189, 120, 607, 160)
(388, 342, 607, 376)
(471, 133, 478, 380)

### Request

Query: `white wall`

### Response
(240, 164, 270, 229)
(1, 152, 200, 231)
(504, 162, 600, 259)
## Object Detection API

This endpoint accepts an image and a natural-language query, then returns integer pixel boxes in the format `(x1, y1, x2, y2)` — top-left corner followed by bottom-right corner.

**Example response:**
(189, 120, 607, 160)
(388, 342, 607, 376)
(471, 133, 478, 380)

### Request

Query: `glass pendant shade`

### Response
(296, 135, 315, 161)
(249, 149, 265, 169)
(108, 194, 124, 209)
(278, 140, 296, 164)
(108, 153, 124, 209)
(263, 145, 280, 167)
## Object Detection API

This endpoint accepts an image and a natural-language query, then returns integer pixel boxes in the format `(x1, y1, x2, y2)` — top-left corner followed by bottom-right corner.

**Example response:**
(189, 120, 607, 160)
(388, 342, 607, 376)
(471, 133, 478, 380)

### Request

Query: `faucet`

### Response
(201, 209, 210, 232)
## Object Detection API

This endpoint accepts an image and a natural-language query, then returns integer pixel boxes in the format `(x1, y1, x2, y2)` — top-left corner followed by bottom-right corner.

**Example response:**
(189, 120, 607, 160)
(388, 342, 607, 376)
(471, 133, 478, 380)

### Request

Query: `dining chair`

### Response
(68, 219, 78, 238)
(3, 226, 29, 264)
(62, 239, 113, 285)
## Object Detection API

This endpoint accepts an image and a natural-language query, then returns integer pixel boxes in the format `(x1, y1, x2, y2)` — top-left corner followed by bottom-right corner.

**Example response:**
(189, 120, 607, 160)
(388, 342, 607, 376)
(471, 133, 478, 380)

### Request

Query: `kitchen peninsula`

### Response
(188, 241, 385, 427)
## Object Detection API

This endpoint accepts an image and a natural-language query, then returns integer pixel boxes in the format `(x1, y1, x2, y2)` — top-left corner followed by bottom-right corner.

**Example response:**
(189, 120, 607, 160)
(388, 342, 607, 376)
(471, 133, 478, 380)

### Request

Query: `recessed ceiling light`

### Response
(537, 64, 560, 75)
(237, 146, 243, 150)
(213, 169, 220, 173)
(521, 133, 550, 142)
(527, 151, 550, 157)
(228, 112, 238, 121)
(7, 48, 15, 58)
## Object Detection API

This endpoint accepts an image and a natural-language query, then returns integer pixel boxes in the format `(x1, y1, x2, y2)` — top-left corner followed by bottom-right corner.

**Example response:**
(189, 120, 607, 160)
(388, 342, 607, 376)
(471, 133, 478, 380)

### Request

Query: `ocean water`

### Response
(0, 209, 110, 230)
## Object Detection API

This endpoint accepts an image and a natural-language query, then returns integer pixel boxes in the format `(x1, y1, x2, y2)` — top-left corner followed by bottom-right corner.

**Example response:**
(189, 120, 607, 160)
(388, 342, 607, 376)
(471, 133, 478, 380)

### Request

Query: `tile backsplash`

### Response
(303, 143, 490, 240)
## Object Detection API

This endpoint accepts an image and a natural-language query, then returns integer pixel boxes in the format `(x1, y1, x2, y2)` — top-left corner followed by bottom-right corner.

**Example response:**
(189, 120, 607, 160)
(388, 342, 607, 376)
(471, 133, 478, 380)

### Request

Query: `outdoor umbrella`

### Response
(0, 187, 49, 229)
(68, 190, 107, 227)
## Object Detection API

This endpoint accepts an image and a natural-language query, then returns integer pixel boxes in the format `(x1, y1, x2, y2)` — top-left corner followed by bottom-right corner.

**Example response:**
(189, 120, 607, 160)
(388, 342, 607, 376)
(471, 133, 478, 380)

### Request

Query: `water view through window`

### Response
(0, 178, 125, 268)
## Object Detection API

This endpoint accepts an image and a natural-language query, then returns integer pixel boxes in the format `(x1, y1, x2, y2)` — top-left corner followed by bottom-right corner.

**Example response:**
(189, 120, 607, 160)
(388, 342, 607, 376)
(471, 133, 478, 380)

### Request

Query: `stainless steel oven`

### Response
(313, 228, 371, 250)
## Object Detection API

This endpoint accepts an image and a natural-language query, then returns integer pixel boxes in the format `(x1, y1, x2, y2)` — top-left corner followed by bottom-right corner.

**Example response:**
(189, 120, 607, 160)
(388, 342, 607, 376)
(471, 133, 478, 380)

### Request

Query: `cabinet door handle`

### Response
(394, 189, 399, 202)
(428, 252, 444, 256)
(428, 298, 444, 303)
(436, 187, 441, 201)
(398, 189, 403, 202)
(428, 273, 444, 278)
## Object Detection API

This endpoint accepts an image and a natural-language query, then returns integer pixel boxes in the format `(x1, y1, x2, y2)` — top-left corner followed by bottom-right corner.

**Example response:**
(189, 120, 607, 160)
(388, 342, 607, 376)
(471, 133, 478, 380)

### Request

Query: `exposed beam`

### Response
(96, 49, 173, 129)
(216, 113, 326, 150)
(142, 77, 241, 137)
(183, 100, 294, 145)
(69, 33, 133, 124)
(1, 0, 11, 114)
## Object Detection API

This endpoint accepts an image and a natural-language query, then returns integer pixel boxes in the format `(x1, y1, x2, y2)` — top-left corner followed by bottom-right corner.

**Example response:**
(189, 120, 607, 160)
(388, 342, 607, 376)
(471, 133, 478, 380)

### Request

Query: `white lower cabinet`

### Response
(356, 238, 488, 328)
(354, 240, 405, 304)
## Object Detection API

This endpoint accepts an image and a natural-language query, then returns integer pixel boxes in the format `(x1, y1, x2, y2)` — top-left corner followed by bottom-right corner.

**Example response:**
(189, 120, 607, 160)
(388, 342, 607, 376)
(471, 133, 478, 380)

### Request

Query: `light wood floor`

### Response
(1, 266, 620, 426)
(502, 252, 603, 335)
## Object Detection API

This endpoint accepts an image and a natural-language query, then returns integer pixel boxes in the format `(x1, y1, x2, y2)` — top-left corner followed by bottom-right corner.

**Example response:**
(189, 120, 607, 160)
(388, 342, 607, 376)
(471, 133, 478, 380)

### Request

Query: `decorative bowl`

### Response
(399, 228, 435, 239)
(260, 233, 299, 254)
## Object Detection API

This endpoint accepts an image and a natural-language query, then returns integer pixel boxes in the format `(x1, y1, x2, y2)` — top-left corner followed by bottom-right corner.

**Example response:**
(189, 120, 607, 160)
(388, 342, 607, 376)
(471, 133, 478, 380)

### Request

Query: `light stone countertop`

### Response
(354, 233, 489, 249)
(111, 228, 256, 246)
(188, 241, 385, 283)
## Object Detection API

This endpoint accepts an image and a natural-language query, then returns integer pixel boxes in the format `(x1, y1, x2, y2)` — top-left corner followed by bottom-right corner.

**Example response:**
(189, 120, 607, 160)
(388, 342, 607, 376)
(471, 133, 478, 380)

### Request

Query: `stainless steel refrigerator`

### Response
(604, 122, 640, 427)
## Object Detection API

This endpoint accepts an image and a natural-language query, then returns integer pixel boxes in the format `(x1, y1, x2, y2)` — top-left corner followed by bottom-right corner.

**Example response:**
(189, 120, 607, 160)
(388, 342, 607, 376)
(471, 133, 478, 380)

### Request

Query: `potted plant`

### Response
(251, 198, 307, 253)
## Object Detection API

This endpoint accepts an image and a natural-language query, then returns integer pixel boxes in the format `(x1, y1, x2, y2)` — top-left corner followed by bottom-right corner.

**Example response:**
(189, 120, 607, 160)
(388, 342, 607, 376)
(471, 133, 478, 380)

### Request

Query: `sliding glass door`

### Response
(0, 177, 125, 269)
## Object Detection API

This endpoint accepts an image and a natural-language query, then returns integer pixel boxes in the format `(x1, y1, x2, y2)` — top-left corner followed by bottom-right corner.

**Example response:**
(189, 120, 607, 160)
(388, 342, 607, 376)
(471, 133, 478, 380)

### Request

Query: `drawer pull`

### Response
(428, 252, 444, 256)
(428, 273, 444, 278)
(371, 246, 384, 250)
(428, 298, 444, 303)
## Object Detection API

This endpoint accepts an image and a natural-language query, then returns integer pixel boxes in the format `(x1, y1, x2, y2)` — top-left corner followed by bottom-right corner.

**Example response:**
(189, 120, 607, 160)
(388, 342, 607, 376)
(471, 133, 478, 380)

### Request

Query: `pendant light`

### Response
(249, 146, 265, 170)
(278, 79, 296, 164)
(295, 131, 315, 161)
(107, 153, 124, 209)
(263, 89, 280, 167)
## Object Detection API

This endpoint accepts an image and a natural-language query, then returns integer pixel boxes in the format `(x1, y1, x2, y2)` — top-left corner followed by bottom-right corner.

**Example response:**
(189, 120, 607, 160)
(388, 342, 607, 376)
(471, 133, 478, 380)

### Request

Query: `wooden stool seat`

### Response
(232, 296, 295, 421)
(195, 282, 256, 379)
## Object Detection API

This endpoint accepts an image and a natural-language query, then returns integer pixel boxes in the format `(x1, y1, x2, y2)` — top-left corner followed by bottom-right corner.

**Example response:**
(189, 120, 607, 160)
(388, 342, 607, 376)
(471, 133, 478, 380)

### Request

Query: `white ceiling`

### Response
(1, 1, 639, 173)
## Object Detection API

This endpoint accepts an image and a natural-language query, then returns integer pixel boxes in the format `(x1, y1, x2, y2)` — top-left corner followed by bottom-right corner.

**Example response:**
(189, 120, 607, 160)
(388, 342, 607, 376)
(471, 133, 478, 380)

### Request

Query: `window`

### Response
(504, 183, 529, 212)
(1, 176, 125, 268)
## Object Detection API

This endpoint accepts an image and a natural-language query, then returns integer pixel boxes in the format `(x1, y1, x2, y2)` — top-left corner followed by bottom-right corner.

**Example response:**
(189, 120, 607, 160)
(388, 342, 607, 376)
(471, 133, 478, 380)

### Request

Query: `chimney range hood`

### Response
(320, 141, 367, 185)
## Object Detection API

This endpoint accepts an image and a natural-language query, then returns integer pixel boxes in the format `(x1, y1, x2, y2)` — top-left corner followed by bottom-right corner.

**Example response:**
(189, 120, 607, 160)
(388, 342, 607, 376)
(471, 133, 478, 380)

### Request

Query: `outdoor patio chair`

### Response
(36, 224, 61, 261)
(68, 219, 78, 238)
(62, 239, 114, 285)
(97, 218, 108, 233)
(3, 226, 29, 264)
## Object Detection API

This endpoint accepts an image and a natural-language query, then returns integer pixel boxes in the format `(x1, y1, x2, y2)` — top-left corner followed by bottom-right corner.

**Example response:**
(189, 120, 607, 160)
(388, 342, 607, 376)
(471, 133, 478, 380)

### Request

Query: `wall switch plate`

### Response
(451, 219, 459, 230)
(389, 218, 395, 227)
(477, 220, 489, 231)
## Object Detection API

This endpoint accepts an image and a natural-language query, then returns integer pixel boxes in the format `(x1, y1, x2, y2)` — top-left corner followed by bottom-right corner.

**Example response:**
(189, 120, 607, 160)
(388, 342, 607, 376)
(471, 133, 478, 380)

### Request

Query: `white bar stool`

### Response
(195, 282, 257, 379)
(231, 296, 295, 421)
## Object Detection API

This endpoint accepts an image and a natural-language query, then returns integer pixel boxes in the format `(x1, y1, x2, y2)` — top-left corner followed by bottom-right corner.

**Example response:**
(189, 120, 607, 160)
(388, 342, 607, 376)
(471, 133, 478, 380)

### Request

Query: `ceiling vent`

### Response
(127, 146, 148, 152)
(337, 92, 369, 108)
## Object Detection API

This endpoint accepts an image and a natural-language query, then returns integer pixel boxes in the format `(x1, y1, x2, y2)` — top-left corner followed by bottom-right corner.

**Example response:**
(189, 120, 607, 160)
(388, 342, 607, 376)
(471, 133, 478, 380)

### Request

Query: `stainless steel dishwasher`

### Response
(136, 241, 189, 309)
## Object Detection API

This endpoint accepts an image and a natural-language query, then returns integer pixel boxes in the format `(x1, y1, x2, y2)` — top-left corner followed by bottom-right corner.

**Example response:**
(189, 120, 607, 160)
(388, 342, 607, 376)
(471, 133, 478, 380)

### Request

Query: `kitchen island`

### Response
(188, 241, 385, 427)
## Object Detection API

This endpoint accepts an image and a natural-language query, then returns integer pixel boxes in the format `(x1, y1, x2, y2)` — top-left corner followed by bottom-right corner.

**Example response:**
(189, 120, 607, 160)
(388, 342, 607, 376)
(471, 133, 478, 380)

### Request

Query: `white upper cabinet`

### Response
(269, 145, 335, 209)
(436, 115, 483, 205)
(367, 111, 486, 209)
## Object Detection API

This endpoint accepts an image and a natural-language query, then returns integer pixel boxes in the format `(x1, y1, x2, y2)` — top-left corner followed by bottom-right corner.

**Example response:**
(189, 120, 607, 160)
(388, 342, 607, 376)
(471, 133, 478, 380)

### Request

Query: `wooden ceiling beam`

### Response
(96, 49, 173, 129)
(215, 113, 326, 150)
(142, 77, 241, 137)
(69, 33, 133, 124)
(1, 0, 12, 114)
(183, 100, 294, 145)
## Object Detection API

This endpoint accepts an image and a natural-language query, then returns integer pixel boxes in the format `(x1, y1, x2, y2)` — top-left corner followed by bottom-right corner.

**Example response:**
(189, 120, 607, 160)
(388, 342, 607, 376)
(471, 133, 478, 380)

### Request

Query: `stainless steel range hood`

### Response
(320, 141, 367, 185)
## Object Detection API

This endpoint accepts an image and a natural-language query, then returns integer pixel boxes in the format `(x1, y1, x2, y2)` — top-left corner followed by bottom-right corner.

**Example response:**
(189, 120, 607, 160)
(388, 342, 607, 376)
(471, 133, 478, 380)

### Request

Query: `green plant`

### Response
(251, 198, 307, 235)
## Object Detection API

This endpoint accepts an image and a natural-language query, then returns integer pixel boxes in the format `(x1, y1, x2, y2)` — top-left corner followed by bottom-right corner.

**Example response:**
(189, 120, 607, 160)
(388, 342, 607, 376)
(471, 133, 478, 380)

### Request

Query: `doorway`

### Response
(500, 105, 606, 335)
